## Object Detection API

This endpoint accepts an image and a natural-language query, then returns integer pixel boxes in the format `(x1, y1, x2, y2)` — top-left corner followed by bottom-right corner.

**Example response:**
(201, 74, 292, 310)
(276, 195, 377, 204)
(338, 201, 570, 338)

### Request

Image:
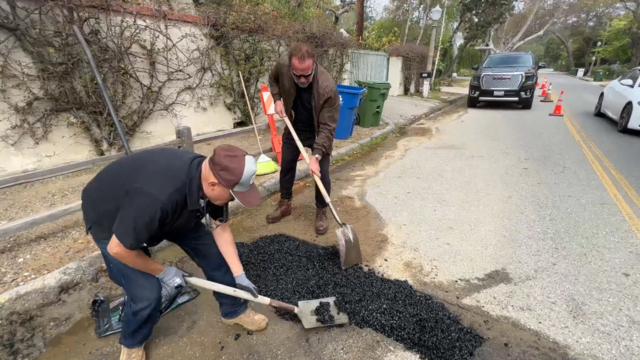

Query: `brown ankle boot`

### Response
(266, 199, 292, 224)
(315, 207, 329, 235)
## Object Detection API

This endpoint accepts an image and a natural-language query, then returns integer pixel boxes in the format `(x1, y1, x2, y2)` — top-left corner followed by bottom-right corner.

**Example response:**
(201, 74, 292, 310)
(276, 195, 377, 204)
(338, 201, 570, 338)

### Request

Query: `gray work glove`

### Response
(157, 266, 188, 311)
(234, 272, 259, 298)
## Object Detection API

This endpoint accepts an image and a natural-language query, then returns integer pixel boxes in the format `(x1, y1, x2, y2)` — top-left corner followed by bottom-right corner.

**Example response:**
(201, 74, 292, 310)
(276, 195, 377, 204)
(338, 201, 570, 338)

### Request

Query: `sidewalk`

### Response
(575, 76, 609, 87)
(440, 86, 468, 95)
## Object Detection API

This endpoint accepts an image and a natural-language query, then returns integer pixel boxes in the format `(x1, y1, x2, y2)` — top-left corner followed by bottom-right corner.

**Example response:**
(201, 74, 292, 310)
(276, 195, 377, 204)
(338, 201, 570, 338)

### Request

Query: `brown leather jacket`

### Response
(268, 58, 340, 157)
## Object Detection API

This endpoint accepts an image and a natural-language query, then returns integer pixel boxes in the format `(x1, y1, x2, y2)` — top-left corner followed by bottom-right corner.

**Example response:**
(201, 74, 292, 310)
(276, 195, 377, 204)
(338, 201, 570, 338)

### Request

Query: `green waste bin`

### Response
(355, 80, 391, 128)
(593, 70, 606, 82)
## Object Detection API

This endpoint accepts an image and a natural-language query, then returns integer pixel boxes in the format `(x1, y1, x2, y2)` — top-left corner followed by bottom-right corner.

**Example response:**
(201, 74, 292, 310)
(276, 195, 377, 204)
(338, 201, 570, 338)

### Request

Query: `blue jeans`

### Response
(89, 222, 248, 349)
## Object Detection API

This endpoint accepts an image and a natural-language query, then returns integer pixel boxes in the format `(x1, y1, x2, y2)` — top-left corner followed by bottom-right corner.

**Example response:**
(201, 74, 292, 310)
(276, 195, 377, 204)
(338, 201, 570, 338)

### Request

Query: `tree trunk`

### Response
(552, 31, 575, 69)
(416, 0, 431, 45)
(443, 41, 469, 78)
(628, 7, 640, 66)
(631, 33, 640, 66)
(403, 0, 414, 44)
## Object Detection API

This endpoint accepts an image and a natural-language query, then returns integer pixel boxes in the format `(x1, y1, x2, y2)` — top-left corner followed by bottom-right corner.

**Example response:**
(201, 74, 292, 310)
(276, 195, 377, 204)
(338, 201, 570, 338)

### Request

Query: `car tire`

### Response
(467, 96, 478, 108)
(594, 93, 604, 117)
(618, 103, 632, 133)
(521, 96, 534, 110)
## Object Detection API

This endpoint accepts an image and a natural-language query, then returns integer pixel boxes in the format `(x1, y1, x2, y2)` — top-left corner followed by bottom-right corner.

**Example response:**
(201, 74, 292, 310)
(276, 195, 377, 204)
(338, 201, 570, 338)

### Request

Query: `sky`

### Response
(368, 0, 390, 19)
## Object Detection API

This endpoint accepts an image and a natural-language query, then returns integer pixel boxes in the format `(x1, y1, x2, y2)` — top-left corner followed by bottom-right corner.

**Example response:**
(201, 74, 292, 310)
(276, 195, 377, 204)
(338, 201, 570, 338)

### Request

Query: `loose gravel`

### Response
(237, 234, 484, 360)
(313, 301, 335, 325)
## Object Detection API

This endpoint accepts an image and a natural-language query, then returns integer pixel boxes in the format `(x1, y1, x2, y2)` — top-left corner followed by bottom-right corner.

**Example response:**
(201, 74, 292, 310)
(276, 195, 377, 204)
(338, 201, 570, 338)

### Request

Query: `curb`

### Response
(0, 95, 465, 360)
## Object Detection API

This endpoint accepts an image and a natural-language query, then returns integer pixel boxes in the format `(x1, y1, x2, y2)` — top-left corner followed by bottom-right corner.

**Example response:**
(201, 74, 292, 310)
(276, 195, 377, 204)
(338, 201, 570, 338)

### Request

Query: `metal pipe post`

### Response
(72, 25, 132, 155)
(432, 0, 448, 82)
(423, 26, 438, 98)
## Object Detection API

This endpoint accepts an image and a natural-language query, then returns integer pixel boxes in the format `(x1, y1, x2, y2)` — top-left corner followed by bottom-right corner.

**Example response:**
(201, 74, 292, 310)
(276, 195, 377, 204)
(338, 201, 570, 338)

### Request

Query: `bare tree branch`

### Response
(326, 0, 356, 25)
(511, 19, 554, 51)
(505, 1, 543, 51)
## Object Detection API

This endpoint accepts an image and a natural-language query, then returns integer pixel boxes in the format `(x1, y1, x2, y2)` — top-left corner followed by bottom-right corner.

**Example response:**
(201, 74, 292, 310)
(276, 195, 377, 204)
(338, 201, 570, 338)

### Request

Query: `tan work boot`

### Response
(315, 207, 329, 235)
(221, 308, 268, 331)
(266, 199, 292, 224)
(120, 344, 145, 360)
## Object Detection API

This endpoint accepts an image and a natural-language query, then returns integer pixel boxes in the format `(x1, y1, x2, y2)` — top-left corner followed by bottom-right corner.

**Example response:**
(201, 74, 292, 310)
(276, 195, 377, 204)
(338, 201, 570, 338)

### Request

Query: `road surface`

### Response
(366, 72, 640, 360)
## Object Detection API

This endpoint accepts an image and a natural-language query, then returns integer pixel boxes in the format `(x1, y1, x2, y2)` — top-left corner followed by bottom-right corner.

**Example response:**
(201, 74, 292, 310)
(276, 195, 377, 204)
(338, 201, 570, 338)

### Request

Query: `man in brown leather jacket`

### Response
(266, 43, 340, 234)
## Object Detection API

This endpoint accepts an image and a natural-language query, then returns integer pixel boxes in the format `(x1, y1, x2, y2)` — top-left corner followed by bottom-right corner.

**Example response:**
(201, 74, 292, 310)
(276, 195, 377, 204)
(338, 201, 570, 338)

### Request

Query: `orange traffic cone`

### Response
(539, 81, 548, 97)
(541, 85, 554, 102)
(540, 86, 547, 98)
(260, 84, 283, 165)
(550, 91, 565, 116)
(536, 81, 540, 88)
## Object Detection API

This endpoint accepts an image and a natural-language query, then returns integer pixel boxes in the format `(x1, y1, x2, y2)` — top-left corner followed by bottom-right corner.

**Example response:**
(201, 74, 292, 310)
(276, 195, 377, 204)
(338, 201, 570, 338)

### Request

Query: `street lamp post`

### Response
(432, 0, 448, 86)
(423, 5, 442, 98)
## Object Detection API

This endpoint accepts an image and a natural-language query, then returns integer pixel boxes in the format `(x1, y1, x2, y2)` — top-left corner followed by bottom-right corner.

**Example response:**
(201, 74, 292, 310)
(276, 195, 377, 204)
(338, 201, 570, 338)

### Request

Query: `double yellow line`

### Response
(560, 106, 640, 239)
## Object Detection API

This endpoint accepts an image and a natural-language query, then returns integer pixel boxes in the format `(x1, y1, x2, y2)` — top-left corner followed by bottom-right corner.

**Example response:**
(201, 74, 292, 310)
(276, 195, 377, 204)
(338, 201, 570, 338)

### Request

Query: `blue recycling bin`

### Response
(335, 84, 367, 140)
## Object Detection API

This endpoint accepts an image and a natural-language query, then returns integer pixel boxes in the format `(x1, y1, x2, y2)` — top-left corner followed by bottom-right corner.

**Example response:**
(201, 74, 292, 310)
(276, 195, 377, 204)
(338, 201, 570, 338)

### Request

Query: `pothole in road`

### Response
(237, 234, 484, 360)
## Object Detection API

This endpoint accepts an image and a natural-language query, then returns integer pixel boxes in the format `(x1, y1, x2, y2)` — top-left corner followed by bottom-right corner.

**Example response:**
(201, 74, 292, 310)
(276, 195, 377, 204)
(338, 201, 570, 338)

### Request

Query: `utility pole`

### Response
(356, 0, 364, 42)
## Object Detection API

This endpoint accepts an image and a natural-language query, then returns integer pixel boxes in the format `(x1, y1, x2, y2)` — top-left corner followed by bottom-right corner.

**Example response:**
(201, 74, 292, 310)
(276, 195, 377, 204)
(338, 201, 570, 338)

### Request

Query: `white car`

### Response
(594, 67, 640, 133)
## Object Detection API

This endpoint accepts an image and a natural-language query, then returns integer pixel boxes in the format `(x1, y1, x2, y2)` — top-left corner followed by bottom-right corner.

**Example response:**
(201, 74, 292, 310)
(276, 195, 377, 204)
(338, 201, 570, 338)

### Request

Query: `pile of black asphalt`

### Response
(237, 234, 483, 360)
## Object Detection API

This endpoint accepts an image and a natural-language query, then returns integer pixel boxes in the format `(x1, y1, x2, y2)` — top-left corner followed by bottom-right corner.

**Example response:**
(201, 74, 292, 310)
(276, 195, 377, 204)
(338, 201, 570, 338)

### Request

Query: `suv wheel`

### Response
(521, 96, 534, 110)
(467, 96, 478, 108)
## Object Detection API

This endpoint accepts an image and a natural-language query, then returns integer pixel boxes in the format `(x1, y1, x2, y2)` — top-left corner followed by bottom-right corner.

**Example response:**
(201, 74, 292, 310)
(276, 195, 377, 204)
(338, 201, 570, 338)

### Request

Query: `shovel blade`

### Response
(297, 297, 349, 329)
(336, 224, 362, 269)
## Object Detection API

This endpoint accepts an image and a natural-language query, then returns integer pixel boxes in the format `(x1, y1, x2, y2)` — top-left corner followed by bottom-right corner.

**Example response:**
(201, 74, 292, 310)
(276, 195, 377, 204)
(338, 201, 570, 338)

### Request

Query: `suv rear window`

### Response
(483, 54, 533, 68)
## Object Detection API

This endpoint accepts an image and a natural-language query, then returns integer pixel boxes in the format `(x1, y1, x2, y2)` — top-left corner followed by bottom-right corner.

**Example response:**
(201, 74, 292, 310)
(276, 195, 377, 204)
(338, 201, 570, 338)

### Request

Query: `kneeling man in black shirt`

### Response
(81, 144, 265, 360)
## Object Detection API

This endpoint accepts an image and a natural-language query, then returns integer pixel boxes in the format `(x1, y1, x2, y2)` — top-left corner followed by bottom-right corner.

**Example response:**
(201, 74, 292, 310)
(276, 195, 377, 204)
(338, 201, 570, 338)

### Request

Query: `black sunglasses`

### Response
(291, 66, 315, 80)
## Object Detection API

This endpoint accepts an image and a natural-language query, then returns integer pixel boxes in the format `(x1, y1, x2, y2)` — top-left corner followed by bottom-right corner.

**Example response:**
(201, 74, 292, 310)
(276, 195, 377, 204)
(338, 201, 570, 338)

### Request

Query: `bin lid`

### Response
(337, 84, 367, 95)
(355, 80, 391, 89)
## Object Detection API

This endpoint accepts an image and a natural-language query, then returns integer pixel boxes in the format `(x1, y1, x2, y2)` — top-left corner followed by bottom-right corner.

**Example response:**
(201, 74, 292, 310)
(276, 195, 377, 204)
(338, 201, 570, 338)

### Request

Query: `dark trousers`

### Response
(280, 133, 331, 208)
(90, 222, 247, 349)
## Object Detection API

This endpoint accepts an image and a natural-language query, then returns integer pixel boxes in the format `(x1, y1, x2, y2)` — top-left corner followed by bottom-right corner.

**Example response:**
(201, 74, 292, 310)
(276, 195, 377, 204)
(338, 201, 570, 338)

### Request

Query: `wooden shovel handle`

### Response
(280, 116, 331, 204)
(185, 277, 270, 304)
(269, 299, 298, 313)
(184, 277, 299, 312)
(281, 116, 344, 225)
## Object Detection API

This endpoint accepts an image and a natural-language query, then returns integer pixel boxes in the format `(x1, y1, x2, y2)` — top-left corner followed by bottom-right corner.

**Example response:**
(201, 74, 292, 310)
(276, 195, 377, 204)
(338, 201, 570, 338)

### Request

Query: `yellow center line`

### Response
(566, 115, 640, 211)
(555, 97, 640, 239)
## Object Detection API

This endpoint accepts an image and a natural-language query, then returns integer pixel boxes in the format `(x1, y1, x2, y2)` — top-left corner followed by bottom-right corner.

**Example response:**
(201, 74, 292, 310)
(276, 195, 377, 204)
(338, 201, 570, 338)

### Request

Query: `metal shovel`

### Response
(184, 277, 348, 329)
(281, 116, 363, 269)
